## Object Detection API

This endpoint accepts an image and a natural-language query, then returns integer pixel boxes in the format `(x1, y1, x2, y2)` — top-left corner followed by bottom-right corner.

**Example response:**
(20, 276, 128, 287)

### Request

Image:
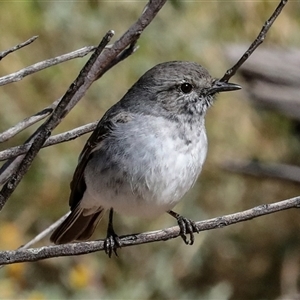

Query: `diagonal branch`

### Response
(0, 45, 96, 86)
(0, 31, 114, 209)
(220, 0, 288, 83)
(0, 0, 167, 210)
(0, 35, 38, 61)
(0, 99, 60, 143)
(0, 196, 299, 265)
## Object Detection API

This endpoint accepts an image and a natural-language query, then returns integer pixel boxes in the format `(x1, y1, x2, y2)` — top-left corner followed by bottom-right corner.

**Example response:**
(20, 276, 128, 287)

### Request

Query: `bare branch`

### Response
(0, 44, 138, 144)
(0, 0, 167, 210)
(0, 31, 114, 208)
(0, 121, 97, 162)
(20, 213, 70, 251)
(0, 99, 60, 143)
(0, 122, 96, 185)
(0, 45, 96, 86)
(0, 36, 38, 61)
(0, 213, 70, 269)
(0, 196, 299, 265)
(220, 0, 288, 82)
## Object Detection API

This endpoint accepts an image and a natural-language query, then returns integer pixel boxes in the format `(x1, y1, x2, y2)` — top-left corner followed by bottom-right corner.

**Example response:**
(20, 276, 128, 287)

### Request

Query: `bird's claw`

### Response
(104, 231, 121, 258)
(176, 215, 199, 245)
(168, 210, 199, 245)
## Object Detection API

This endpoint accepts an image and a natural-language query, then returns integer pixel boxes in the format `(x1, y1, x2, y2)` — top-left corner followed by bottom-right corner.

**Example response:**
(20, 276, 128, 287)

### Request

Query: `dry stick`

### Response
(0, 36, 38, 61)
(0, 45, 98, 141)
(0, 121, 97, 162)
(0, 0, 167, 210)
(0, 44, 138, 144)
(0, 45, 96, 86)
(0, 196, 299, 265)
(0, 99, 60, 143)
(0, 122, 96, 185)
(0, 44, 138, 152)
(19, 213, 70, 250)
(0, 31, 114, 209)
(220, 0, 288, 83)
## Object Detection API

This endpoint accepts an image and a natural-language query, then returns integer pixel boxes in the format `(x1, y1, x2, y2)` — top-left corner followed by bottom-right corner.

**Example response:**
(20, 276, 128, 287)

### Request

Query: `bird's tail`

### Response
(50, 205, 105, 244)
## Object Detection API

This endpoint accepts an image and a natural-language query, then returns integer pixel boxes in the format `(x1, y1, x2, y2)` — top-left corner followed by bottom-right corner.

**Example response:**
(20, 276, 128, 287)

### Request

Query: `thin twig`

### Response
(98, 41, 139, 78)
(0, 99, 60, 143)
(0, 196, 299, 265)
(0, 45, 137, 144)
(0, 121, 96, 185)
(0, 121, 97, 162)
(0, 36, 38, 61)
(0, 45, 96, 86)
(20, 213, 70, 250)
(220, 0, 288, 82)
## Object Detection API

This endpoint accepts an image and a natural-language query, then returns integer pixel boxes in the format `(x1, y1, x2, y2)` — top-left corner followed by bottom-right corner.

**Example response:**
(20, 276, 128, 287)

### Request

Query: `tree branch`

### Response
(220, 0, 288, 82)
(0, 121, 97, 162)
(0, 45, 96, 86)
(0, 0, 167, 210)
(0, 31, 114, 209)
(0, 196, 299, 265)
(0, 99, 60, 143)
(0, 35, 38, 61)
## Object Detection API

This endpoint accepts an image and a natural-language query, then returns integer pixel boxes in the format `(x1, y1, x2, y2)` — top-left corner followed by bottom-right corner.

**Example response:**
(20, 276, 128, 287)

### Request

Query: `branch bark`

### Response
(220, 0, 288, 82)
(0, 196, 299, 265)
(0, 46, 96, 86)
(0, 35, 38, 61)
(0, 121, 97, 162)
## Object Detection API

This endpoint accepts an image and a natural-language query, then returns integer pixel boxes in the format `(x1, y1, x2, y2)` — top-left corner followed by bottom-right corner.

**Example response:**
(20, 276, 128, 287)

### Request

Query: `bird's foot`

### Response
(168, 210, 199, 245)
(104, 227, 121, 258)
(104, 208, 121, 257)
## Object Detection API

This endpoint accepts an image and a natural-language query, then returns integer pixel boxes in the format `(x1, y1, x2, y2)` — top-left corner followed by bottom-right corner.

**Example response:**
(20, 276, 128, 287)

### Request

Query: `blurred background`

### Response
(1, 1, 300, 299)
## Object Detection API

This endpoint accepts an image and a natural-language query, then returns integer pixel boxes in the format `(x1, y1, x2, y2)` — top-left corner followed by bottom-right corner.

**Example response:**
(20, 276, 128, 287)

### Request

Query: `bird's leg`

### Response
(104, 208, 121, 257)
(167, 210, 199, 245)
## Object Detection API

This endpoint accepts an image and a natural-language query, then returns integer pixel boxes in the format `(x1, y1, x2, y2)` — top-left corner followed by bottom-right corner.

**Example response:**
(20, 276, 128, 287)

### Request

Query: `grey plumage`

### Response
(50, 61, 240, 245)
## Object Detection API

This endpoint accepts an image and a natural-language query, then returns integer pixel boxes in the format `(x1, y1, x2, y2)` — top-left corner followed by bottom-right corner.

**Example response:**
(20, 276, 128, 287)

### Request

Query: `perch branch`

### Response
(0, 196, 299, 264)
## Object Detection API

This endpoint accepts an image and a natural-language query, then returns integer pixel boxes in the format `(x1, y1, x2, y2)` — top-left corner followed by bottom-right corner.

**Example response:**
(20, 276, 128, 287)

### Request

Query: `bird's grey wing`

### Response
(68, 110, 133, 209)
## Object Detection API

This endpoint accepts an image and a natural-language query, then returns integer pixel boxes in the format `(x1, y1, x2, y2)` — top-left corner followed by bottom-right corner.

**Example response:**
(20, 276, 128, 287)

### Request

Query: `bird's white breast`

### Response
(82, 115, 207, 218)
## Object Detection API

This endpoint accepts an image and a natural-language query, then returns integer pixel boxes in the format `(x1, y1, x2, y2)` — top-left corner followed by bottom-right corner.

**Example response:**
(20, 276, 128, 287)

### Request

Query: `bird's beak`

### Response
(207, 80, 241, 95)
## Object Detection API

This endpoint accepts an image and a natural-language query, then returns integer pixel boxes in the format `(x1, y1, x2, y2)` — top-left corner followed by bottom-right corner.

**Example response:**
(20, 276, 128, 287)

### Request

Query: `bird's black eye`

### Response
(180, 82, 193, 94)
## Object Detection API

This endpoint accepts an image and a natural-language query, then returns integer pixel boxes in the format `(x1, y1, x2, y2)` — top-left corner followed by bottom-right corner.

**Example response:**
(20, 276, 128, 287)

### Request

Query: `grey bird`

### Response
(50, 61, 241, 256)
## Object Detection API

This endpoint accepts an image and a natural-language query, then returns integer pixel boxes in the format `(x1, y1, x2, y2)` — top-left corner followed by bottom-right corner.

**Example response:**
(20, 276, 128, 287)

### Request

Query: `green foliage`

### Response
(1, 1, 300, 299)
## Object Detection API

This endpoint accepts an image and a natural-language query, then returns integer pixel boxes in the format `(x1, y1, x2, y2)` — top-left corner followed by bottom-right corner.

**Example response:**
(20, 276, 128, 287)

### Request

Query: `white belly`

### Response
(81, 116, 207, 218)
